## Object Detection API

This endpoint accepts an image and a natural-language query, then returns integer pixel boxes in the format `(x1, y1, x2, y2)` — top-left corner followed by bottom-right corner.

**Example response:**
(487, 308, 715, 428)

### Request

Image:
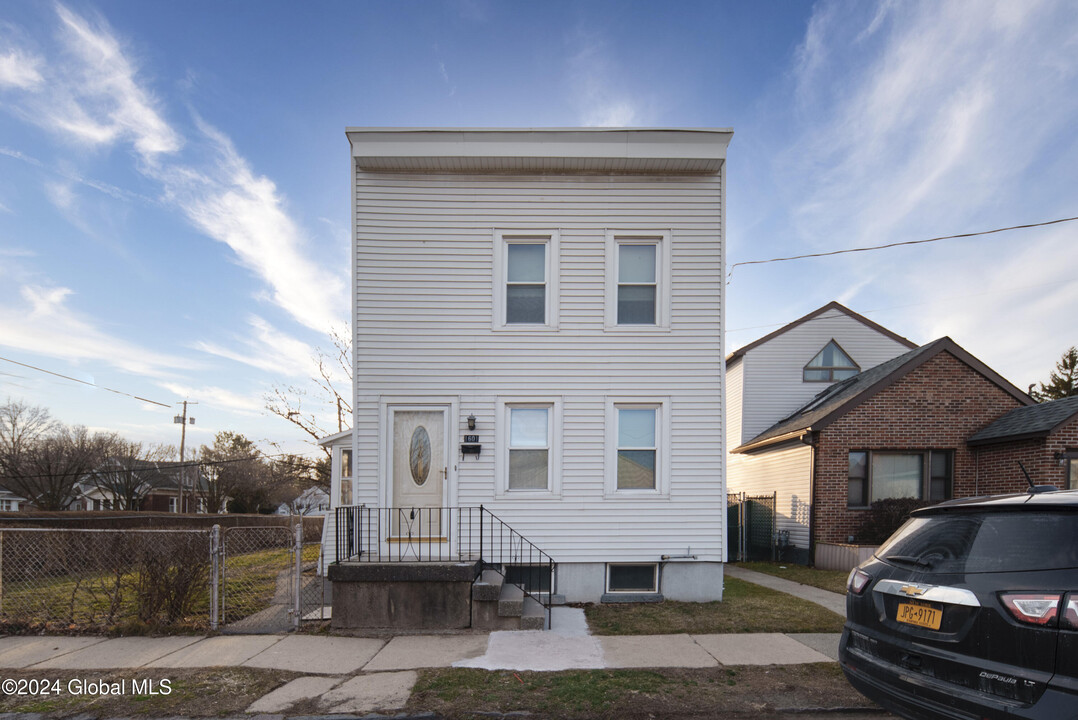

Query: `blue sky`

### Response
(1, 0, 1076, 459)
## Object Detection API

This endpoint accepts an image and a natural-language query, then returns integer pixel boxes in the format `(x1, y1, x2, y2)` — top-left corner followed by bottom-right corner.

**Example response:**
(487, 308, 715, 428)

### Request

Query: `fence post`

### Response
(293, 522, 302, 630)
(209, 524, 220, 631)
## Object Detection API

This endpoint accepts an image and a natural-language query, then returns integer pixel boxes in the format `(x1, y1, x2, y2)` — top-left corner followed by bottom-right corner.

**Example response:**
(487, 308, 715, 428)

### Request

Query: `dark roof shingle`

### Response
(967, 395, 1078, 446)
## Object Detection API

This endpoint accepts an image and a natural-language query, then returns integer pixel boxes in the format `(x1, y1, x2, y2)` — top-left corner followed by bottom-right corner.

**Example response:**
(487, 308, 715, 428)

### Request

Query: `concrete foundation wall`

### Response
(556, 561, 725, 603)
(328, 561, 479, 630)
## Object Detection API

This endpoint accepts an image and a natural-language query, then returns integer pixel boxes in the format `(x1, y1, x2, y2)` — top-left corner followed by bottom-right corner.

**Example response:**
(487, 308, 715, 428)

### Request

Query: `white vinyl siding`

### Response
(352, 170, 725, 564)
(726, 442, 813, 551)
(736, 309, 915, 445)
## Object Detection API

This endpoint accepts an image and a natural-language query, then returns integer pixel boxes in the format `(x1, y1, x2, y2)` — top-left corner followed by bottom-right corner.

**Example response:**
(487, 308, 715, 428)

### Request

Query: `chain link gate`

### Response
(727, 492, 777, 562)
(212, 524, 298, 633)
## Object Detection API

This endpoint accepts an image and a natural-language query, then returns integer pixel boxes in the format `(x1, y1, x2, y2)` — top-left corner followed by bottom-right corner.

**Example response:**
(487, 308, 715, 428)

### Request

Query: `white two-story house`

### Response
(327, 127, 732, 603)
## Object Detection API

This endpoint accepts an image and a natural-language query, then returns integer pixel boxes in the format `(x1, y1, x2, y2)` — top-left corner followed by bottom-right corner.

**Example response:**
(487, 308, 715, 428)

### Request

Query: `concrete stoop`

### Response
(472, 569, 546, 631)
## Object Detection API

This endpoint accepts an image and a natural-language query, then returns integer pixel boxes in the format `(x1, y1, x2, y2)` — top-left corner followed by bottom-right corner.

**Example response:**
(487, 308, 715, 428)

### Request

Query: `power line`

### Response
(0, 356, 170, 408)
(727, 215, 1078, 282)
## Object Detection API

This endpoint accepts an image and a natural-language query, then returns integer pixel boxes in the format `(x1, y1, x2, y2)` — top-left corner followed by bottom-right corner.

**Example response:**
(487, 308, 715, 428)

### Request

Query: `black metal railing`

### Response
(334, 505, 556, 626)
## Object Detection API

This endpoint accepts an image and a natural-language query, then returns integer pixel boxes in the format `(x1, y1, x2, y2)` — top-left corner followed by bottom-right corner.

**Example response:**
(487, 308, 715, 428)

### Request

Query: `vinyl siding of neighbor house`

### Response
(726, 441, 813, 550)
(738, 309, 914, 446)
(337, 169, 724, 569)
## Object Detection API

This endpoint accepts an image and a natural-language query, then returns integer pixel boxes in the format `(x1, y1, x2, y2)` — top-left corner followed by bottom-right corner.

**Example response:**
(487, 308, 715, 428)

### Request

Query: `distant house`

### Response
(277, 486, 331, 516)
(0, 485, 26, 512)
(967, 395, 1078, 492)
(726, 302, 918, 561)
(730, 334, 1033, 564)
(74, 460, 205, 513)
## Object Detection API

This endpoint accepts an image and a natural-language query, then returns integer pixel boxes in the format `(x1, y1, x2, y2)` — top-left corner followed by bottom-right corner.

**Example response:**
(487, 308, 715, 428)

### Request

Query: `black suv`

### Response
(839, 489, 1078, 719)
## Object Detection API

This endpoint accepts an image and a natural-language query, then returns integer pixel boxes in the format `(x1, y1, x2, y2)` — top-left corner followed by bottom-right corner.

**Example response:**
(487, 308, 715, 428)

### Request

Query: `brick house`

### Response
(967, 395, 1078, 493)
(731, 336, 1033, 563)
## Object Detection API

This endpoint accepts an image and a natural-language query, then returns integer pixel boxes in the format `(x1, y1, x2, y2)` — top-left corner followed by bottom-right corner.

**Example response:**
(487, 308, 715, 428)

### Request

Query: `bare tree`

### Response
(265, 326, 352, 456)
(9, 424, 108, 510)
(89, 436, 176, 510)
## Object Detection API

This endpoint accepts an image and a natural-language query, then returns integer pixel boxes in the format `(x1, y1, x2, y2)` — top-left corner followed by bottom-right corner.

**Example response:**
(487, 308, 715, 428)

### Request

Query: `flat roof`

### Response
(346, 127, 733, 174)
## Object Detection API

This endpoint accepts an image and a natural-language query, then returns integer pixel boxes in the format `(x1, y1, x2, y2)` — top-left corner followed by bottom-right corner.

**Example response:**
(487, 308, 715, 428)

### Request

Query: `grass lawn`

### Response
(736, 561, 850, 595)
(409, 664, 874, 719)
(584, 577, 845, 635)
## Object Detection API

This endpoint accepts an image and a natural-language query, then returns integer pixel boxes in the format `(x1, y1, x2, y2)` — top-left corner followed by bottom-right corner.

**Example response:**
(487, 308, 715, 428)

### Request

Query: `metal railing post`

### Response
(293, 522, 302, 630)
(209, 524, 220, 631)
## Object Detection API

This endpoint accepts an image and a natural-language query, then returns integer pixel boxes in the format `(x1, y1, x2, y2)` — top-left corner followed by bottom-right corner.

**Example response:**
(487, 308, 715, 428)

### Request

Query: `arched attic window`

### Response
(803, 340, 860, 382)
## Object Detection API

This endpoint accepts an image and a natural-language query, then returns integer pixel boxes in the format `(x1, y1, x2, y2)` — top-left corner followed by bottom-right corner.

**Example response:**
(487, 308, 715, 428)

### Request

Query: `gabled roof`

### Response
(726, 301, 917, 365)
(967, 395, 1078, 446)
(732, 337, 1033, 453)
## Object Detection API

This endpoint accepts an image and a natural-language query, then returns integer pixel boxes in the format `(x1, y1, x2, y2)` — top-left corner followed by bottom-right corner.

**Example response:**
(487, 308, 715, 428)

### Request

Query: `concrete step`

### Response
(471, 569, 503, 602)
(497, 581, 524, 618)
(520, 596, 547, 631)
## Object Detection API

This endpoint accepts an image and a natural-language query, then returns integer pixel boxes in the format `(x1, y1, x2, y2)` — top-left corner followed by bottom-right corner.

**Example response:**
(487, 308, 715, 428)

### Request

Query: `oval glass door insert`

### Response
(409, 426, 431, 486)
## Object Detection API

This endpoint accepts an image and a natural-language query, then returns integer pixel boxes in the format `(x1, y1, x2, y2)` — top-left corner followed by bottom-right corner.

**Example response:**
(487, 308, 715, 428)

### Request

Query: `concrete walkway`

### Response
(0, 568, 850, 716)
(725, 564, 848, 616)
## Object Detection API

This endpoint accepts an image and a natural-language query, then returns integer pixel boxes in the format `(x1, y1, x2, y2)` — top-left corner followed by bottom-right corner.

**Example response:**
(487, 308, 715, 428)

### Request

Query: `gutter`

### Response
(731, 428, 812, 454)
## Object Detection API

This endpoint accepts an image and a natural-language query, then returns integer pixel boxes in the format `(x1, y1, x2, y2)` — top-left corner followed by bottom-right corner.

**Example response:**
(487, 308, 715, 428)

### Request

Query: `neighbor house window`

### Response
(607, 563, 658, 593)
(848, 450, 953, 507)
(169, 497, 178, 513)
(340, 448, 353, 505)
(605, 232, 669, 329)
(804, 340, 860, 382)
(1066, 451, 1078, 490)
(0, 500, 12, 511)
(617, 406, 658, 490)
(494, 231, 559, 328)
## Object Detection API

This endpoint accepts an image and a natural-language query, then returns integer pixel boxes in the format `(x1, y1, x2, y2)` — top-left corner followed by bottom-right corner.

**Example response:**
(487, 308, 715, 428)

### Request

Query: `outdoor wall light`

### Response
(467, 414, 476, 430)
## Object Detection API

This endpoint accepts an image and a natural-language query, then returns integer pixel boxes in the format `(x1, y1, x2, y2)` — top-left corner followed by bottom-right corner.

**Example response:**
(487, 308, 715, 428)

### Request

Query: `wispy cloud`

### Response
(0, 4, 347, 336)
(0, 47, 44, 89)
(779, 0, 1078, 383)
(565, 29, 645, 127)
(0, 283, 185, 378)
(195, 315, 321, 379)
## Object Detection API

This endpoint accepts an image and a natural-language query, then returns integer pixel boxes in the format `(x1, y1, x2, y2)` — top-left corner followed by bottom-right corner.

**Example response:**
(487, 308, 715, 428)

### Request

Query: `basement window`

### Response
(505, 564, 552, 593)
(607, 563, 658, 593)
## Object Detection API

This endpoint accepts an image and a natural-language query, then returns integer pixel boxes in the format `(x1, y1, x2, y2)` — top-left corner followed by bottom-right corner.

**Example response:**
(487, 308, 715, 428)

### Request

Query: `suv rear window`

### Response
(876, 511, 1078, 573)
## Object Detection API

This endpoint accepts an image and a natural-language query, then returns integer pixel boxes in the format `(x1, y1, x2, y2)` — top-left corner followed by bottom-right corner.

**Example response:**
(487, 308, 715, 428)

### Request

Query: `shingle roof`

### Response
(967, 395, 1078, 446)
(733, 337, 1032, 453)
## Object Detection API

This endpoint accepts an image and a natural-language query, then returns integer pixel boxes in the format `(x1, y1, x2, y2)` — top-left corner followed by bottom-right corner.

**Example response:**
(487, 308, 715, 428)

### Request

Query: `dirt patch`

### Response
(408, 664, 879, 720)
(0, 667, 296, 716)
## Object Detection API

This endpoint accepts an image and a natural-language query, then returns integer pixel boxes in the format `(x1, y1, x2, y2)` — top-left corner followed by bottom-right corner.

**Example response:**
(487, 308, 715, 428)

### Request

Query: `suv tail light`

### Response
(847, 568, 871, 595)
(1001, 593, 1061, 626)
(1061, 593, 1078, 630)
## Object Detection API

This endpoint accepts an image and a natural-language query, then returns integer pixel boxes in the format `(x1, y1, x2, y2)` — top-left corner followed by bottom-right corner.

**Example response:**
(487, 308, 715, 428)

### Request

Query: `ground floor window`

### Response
(607, 563, 659, 593)
(848, 450, 953, 507)
(1067, 451, 1078, 490)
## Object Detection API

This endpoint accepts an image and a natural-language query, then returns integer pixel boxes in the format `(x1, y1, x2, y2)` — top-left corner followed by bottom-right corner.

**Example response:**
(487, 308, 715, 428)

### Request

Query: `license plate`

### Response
(897, 602, 942, 630)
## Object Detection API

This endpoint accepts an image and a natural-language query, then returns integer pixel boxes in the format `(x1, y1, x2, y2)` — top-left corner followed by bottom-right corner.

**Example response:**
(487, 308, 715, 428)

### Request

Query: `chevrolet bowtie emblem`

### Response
(899, 585, 927, 597)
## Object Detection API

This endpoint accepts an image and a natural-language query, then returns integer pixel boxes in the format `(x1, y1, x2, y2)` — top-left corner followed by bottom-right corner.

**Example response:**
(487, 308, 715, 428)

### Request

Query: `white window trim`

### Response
(605, 398, 671, 497)
(606, 563, 660, 594)
(604, 230, 671, 330)
(493, 230, 560, 330)
(495, 398, 562, 498)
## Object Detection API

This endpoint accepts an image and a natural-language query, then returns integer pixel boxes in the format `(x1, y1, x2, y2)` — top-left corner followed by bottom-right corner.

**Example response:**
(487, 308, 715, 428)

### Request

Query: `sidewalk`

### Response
(0, 569, 851, 716)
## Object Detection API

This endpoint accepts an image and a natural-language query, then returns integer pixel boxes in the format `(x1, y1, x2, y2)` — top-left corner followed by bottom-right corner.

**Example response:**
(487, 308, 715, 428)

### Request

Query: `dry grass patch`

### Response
(584, 577, 845, 635)
(737, 561, 851, 595)
(409, 664, 875, 719)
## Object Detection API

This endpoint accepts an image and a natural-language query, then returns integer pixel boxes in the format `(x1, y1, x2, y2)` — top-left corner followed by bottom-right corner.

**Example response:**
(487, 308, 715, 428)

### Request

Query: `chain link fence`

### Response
(0, 521, 327, 633)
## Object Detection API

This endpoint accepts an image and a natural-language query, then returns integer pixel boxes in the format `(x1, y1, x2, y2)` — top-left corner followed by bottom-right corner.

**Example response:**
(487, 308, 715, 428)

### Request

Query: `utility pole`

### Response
(174, 401, 197, 513)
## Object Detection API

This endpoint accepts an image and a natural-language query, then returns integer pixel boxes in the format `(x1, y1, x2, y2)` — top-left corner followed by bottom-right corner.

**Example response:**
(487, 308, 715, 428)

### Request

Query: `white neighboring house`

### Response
(325, 127, 733, 603)
(0, 485, 25, 512)
(725, 302, 917, 562)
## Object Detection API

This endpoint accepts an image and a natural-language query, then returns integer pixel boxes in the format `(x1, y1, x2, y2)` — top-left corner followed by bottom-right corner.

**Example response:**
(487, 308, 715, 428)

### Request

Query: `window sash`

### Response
(508, 406, 551, 491)
(506, 242, 547, 324)
(617, 243, 657, 325)
(848, 451, 953, 507)
(617, 407, 657, 490)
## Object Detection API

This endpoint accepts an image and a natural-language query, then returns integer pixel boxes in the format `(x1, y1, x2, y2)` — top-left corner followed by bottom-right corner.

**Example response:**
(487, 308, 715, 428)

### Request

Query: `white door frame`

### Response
(379, 399, 458, 511)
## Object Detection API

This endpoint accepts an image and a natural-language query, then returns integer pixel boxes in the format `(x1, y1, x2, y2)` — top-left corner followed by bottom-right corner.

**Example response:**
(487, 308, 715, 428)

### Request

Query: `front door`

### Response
(390, 408, 447, 538)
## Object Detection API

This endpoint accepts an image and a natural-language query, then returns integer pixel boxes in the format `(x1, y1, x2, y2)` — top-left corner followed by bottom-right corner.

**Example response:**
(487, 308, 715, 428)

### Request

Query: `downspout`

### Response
(801, 431, 817, 566)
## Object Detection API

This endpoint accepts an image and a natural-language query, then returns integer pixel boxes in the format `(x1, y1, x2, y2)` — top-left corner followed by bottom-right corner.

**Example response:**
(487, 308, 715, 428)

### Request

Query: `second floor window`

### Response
(617, 243, 657, 324)
(506, 243, 546, 324)
(804, 340, 860, 382)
